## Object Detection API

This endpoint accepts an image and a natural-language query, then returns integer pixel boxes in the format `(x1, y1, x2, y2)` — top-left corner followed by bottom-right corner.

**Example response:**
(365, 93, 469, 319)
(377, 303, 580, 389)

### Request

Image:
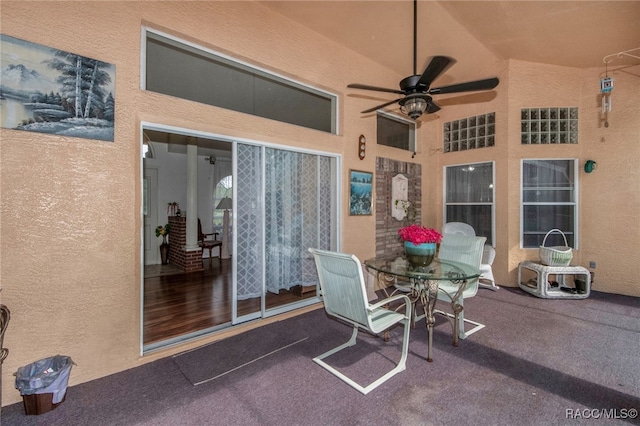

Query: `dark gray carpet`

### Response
(2, 288, 639, 426)
(173, 322, 308, 385)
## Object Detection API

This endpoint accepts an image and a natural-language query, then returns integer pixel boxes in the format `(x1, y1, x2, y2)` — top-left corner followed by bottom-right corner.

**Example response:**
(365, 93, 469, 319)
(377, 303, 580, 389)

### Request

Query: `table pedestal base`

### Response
(370, 260, 479, 363)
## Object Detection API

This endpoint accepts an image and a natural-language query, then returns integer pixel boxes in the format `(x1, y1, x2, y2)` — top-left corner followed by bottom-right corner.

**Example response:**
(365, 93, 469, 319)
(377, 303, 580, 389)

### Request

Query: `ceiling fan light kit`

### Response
(348, 0, 499, 120)
(399, 95, 428, 119)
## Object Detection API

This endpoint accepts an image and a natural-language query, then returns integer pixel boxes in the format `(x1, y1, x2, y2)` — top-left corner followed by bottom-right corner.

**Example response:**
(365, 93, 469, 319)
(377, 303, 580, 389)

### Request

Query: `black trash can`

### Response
(15, 355, 74, 415)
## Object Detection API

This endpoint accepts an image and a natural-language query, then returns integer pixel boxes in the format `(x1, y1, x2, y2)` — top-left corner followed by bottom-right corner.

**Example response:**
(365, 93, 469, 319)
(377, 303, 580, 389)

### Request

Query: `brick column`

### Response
(168, 216, 204, 273)
(375, 157, 422, 258)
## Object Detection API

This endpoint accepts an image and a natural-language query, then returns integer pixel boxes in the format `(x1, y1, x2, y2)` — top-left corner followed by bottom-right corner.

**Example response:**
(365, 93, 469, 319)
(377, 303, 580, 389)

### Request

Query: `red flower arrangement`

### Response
(398, 224, 443, 245)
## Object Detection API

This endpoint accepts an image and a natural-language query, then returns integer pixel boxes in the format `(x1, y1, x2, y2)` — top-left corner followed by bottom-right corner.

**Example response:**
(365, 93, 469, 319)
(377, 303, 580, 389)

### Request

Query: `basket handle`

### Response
(542, 229, 568, 247)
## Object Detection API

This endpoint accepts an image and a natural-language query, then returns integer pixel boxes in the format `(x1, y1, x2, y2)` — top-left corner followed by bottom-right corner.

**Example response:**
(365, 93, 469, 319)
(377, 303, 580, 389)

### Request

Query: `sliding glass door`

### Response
(233, 143, 338, 324)
(234, 144, 264, 323)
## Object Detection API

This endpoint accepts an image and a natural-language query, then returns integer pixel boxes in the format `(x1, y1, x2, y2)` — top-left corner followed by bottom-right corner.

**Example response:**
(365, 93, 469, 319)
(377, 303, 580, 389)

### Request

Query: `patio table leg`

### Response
(419, 279, 439, 362)
(450, 302, 463, 347)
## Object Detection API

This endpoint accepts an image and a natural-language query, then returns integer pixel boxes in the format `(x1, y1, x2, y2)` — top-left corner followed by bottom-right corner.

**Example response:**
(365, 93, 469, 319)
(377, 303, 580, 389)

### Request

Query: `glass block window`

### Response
(521, 108, 578, 144)
(443, 113, 495, 153)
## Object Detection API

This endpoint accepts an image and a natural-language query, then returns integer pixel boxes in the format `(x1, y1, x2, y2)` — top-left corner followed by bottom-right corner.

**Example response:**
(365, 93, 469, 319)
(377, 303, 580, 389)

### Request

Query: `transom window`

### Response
(377, 112, 416, 152)
(143, 29, 337, 134)
(443, 113, 495, 153)
(444, 162, 494, 245)
(521, 108, 578, 144)
(521, 159, 578, 248)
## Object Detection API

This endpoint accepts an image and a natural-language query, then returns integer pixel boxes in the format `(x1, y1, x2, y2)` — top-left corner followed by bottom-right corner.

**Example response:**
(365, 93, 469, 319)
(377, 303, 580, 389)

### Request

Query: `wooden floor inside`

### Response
(143, 258, 317, 345)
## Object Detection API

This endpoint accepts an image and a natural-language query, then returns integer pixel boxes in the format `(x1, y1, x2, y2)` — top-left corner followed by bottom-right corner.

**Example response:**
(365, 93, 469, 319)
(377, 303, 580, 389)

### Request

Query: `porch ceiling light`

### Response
(399, 95, 428, 120)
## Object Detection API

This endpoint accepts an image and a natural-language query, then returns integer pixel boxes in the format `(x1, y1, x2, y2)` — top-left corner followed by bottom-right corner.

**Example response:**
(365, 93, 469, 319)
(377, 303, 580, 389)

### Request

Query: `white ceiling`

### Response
(262, 0, 640, 84)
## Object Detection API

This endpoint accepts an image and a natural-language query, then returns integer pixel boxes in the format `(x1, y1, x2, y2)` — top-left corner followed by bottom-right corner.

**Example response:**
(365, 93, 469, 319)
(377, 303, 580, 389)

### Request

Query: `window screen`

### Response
(377, 113, 415, 151)
(521, 159, 577, 248)
(144, 31, 336, 134)
(444, 162, 494, 245)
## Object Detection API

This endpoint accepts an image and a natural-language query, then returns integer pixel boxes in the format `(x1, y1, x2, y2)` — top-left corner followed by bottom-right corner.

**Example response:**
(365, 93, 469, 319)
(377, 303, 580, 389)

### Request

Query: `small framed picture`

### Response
(349, 170, 373, 216)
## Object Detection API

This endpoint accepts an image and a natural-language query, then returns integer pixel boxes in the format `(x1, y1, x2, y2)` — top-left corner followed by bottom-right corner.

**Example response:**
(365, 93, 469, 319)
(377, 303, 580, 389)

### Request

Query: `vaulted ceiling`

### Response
(147, 1, 639, 147)
(262, 1, 640, 84)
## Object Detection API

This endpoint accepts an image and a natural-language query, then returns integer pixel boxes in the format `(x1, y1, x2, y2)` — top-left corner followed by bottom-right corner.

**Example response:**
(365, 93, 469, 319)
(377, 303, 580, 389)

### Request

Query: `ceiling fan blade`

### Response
(429, 77, 499, 95)
(348, 83, 404, 95)
(361, 98, 402, 114)
(426, 100, 441, 114)
(417, 56, 455, 88)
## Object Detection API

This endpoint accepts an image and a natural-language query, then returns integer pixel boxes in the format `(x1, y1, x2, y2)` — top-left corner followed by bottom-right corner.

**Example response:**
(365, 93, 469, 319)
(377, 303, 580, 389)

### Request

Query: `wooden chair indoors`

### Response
(198, 218, 222, 267)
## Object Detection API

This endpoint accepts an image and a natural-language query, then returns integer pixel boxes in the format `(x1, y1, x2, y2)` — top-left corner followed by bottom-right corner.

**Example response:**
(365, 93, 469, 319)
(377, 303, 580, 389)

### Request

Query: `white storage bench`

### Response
(518, 261, 590, 299)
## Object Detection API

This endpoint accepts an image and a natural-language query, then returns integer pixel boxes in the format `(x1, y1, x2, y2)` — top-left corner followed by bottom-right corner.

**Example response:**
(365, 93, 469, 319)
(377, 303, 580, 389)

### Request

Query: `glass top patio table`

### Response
(364, 257, 480, 282)
(364, 256, 480, 362)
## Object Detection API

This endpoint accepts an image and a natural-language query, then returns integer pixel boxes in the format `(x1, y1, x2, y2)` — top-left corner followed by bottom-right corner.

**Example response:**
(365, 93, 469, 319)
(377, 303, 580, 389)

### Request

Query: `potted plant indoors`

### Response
(155, 224, 170, 265)
(398, 224, 443, 267)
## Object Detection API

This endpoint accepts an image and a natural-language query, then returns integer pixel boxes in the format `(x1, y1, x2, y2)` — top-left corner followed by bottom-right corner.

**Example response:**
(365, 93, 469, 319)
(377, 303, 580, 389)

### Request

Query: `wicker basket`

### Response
(539, 229, 573, 266)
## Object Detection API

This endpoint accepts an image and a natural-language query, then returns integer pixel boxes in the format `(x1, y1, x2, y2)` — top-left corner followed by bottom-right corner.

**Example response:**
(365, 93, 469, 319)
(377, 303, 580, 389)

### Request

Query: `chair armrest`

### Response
(369, 294, 412, 318)
(482, 245, 495, 265)
(203, 232, 219, 241)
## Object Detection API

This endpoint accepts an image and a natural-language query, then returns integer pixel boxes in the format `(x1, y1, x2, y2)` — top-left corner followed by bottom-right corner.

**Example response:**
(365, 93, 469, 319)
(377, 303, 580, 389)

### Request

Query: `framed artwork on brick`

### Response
(0, 34, 116, 142)
(349, 169, 372, 216)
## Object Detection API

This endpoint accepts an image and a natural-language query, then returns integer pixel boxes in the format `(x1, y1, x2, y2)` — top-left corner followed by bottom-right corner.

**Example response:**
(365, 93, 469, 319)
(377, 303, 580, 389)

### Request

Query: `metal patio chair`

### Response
(308, 248, 412, 395)
(435, 234, 486, 340)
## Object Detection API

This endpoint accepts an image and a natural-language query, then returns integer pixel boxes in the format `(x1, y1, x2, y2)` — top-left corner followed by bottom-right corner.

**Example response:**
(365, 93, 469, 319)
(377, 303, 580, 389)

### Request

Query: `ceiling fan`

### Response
(348, 0, 499, 120)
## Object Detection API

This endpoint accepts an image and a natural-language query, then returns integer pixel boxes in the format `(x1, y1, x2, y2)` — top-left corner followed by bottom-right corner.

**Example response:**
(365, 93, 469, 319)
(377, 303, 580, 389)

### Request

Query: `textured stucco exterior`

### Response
(1, 1, 638, 407)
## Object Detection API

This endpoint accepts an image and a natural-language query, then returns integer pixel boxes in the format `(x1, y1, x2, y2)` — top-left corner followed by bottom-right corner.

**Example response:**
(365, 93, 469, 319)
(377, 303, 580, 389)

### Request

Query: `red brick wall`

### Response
(168, 216, 204, 273)
(375, 157, 422, 258)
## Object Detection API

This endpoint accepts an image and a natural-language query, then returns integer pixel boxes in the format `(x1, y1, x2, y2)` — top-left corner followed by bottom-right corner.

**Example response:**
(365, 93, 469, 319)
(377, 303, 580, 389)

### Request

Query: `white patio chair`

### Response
(435, 234, 486, 340)
(308, 248, 412, 395)
(442, 222, 498, 290)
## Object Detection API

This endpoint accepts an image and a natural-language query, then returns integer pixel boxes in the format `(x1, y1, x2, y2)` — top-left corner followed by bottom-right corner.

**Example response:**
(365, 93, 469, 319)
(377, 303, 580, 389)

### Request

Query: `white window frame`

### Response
(520, 158, 579, 249)
(443, 161, 495, 246)
(376, 111, 417, 153)
(141, 27, 338, 134)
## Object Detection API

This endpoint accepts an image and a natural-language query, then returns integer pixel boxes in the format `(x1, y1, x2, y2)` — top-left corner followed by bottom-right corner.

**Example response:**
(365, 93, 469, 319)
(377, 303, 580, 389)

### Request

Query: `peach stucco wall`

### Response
(433, 60, 640, 294)
(501, 60, 640, 295)
(1, 1, 638, 407)
(0, 0, 405, 406)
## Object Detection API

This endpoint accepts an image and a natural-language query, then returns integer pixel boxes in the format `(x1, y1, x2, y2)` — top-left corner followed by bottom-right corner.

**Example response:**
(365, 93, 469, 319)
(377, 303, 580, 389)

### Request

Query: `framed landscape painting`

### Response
(0, 34, 116, 142)
(349, 170, 373, 216)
